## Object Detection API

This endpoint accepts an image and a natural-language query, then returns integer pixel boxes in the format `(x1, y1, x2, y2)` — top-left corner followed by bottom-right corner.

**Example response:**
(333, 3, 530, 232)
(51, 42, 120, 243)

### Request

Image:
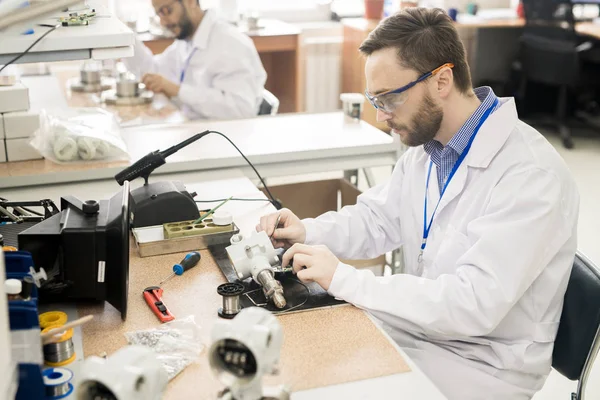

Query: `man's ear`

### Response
(436, 67, 454, 99)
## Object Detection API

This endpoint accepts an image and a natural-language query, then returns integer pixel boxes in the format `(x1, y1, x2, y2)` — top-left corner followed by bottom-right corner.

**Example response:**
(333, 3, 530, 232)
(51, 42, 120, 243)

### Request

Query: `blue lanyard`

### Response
(420, 98, 499, 260)
(180, 47, 197, 84)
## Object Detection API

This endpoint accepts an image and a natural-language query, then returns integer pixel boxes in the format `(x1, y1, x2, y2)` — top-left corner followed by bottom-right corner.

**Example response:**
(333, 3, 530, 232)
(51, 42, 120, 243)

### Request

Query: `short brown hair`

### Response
(359, 8, 472, 93)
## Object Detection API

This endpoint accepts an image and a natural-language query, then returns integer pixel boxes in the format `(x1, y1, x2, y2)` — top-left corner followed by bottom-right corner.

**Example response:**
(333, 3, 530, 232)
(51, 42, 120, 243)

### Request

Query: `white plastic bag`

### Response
(124, 316, 204, 380)
(30, 108, 130, 163)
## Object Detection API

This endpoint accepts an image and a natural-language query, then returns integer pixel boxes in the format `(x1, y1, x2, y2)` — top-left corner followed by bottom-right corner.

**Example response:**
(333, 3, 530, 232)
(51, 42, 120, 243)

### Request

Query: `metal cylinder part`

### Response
(116, 79, 141, 98)
(223, 295, 241, 315)
(45, 380, 71, 398)
(256, 269, 286, 309)
(217, 282, 245, 319)
(43, 339, 75, 363)
(42, 325, 76, 366)
(80, 69, 101, 85)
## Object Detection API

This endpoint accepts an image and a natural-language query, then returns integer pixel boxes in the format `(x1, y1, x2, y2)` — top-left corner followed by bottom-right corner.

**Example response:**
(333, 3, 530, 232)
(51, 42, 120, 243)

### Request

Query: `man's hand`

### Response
(141, 73, 180, 98)
(256, 208, 306, 249)
(282, 244, 339, 291)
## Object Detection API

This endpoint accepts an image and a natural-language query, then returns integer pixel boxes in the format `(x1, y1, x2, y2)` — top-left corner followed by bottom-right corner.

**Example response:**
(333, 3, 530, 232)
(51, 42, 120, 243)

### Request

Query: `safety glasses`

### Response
(365, 63, 454, 114)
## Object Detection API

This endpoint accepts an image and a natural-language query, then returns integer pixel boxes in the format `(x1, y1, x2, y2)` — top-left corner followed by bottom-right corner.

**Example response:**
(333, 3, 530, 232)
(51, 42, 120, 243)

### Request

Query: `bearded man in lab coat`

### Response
(123, 0, 267, 120)
(258, 8, 579, 400)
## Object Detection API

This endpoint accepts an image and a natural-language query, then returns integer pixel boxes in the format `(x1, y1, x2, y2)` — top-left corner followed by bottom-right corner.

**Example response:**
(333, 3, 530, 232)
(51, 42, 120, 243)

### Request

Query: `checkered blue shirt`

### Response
(424, 86, 501, 193)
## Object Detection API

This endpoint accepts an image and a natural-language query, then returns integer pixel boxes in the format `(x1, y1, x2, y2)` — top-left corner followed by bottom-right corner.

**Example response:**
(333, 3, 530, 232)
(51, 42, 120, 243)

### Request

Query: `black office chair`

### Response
(552, 252, 600, 400)
(258, 89, 280, 116)
(518, 0, 594, 149)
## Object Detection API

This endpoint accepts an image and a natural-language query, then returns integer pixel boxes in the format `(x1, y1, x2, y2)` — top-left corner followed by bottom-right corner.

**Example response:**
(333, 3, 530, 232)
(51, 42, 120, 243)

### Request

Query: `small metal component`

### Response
(102, 89, 153, 106)
(217, 282, 245, 319)
(116, 77, 142, 98)
(256, 270, 286, 309)
(67, 68, 112, 93)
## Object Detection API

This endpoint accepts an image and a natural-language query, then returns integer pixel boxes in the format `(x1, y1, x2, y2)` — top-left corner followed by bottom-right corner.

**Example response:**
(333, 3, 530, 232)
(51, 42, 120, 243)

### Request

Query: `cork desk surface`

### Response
(27, 172, 446, 400)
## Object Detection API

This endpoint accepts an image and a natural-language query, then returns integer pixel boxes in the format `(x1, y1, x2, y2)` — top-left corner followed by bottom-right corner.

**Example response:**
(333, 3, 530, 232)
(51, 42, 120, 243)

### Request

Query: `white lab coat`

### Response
(303, 98, 580, 400)
(123, 10, 267, 120)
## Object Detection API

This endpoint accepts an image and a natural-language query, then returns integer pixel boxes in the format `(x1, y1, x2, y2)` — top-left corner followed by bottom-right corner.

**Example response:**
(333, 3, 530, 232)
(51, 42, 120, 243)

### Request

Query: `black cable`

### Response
(206, 131, 281, 209)
(273, 278, 310, 315)
(0, 24, 60, 74)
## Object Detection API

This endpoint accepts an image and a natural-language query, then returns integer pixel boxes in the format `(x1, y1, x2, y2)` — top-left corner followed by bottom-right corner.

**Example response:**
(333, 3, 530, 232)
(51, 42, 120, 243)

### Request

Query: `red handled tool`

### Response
(143, 286, 175, 323)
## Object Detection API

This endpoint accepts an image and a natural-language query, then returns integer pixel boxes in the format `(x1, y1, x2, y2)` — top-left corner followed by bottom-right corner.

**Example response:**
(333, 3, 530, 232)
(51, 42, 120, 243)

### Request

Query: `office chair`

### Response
(518, 0, 594, 149)
(258, 89, 280, 116)
(552, 252, 600, 400)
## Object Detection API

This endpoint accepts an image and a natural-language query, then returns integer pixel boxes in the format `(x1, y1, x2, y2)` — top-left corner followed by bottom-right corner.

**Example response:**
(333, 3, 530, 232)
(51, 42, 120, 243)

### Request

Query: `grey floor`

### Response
(270, 125, 600, 399)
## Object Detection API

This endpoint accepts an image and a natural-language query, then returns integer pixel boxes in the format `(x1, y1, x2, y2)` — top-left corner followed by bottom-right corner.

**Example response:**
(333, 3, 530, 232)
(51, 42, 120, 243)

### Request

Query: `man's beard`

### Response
(170, 13, 194, 40)
(388, 92, 443, 147)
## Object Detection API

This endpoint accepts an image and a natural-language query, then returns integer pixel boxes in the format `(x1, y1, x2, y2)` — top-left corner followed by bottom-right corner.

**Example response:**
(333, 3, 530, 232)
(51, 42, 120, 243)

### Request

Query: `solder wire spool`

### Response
(42, 324, 76, 367)
(39, 311, 68, 329)
(43, 367, 74, 399)
(217, 282, 245, 319)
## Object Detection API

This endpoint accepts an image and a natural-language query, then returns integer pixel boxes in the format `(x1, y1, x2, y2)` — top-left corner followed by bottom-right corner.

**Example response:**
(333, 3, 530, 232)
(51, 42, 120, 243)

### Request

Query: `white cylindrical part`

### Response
(230, 234, 243, 245)
(4, 279, 21, 295)
(212, 210, 233, 226)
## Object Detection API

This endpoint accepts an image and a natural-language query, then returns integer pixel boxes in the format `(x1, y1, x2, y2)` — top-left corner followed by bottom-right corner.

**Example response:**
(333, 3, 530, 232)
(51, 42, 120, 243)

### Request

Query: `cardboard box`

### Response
(262, 178, 386, 275)
(0, 140, 6, 162)
(0, 82, 29, 113)
(3, 111, 40, 139)
(5, 138, 41, 162)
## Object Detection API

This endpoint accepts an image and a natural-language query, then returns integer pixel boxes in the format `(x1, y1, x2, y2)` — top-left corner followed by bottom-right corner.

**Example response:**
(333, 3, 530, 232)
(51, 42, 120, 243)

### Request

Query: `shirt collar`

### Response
(424, 86, 498, 156)
(190, 9, 216, 50)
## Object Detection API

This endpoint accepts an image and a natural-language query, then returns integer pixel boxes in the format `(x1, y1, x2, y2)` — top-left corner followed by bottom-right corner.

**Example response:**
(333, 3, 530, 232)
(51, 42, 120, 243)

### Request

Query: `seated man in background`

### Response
(123, 0, 267, 120)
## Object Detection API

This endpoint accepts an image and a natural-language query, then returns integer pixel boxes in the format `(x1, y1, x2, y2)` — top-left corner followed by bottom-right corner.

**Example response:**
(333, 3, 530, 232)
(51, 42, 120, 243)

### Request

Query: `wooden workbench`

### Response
(139, 19, 302, 114)
(74, 176, 412, 399)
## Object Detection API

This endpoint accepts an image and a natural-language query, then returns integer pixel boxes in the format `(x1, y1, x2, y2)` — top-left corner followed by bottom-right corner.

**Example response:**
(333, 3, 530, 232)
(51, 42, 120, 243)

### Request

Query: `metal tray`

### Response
(132, 222, 240, 257)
